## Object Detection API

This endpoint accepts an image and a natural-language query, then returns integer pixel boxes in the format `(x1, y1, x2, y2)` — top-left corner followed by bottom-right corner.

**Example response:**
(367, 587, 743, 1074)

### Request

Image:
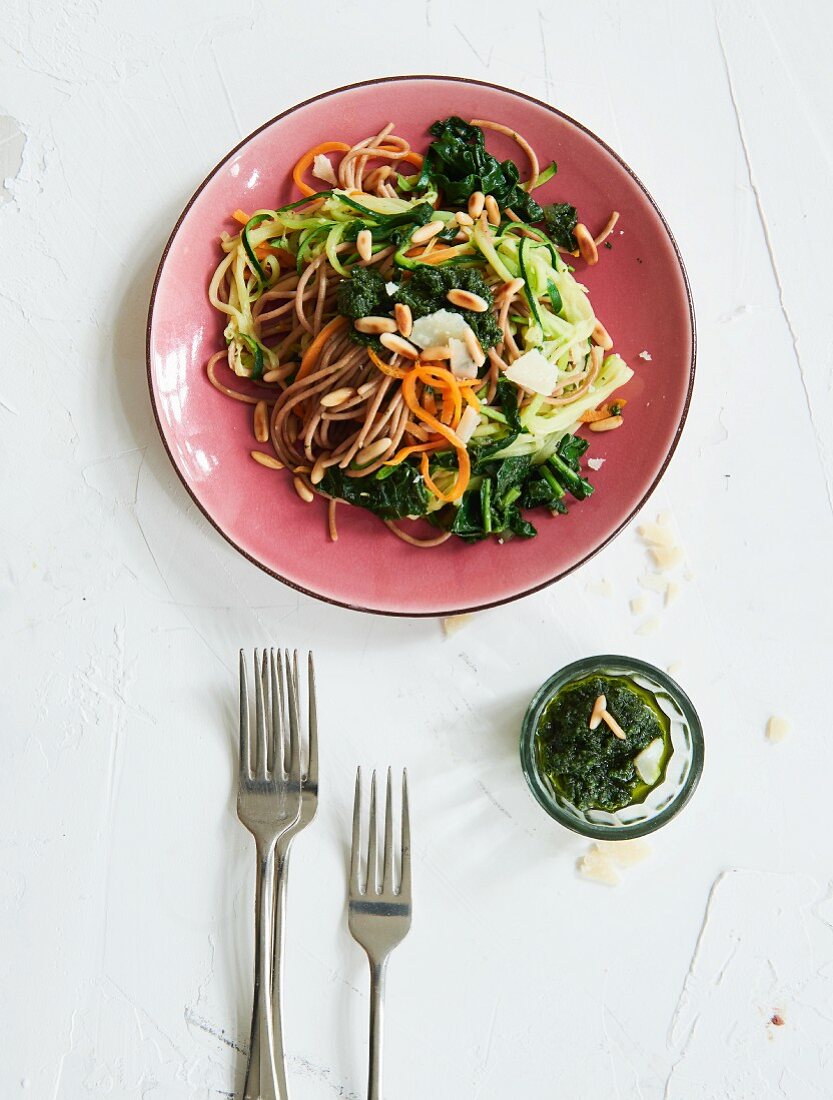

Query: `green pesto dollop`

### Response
(536, 674, 670, 812)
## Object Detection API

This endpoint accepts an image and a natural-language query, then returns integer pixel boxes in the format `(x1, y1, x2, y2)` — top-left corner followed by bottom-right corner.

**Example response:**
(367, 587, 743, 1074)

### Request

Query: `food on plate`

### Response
(207, 116, 633, 545)
(536, 673, 671, 812)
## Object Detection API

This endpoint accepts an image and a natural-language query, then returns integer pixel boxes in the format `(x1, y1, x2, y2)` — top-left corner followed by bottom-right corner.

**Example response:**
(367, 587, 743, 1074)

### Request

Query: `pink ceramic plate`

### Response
(147, 76, 695, 617)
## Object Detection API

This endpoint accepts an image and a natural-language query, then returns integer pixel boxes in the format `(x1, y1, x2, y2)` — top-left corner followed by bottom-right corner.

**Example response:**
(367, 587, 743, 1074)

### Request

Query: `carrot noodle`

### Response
(206, 118, 630, 547)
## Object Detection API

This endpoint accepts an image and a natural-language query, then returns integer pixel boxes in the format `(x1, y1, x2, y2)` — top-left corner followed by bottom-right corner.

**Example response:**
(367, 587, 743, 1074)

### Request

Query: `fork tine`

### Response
(400, 769, 411, 900)
(285, 649, 301, 789)
(253, 649, 268, 776)
(367, 770, 378, 895)
(306, 652, 318, 786)
(350, 767, 363, 893)
(382, 767, 394, 894)
(268, 648, 280, 776)
(239, 650, 250, 779)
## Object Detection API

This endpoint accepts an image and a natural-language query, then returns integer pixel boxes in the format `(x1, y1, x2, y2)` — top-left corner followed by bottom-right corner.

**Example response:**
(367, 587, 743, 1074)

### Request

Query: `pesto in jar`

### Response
(536, 674, 671, 811)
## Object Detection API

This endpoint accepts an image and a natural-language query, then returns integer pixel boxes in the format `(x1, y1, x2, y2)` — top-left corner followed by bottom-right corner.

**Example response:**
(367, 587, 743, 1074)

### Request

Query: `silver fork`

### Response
(238, 649, 304, 1100)
(349, 768, 412, 1100)
(245, 651, 318, 1099)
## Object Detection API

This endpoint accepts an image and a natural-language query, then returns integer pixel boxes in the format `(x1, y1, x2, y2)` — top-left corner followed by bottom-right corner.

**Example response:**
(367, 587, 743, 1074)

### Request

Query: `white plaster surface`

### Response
(2, 1, 833, 1096)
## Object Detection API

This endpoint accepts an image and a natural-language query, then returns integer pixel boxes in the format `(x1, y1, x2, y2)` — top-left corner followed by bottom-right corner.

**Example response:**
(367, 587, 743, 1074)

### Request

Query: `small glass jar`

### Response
(520, 655, 704, 840)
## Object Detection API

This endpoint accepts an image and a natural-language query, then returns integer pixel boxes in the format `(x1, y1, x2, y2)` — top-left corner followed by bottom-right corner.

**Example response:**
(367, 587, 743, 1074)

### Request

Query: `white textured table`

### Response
(3, 2, 833, 1096)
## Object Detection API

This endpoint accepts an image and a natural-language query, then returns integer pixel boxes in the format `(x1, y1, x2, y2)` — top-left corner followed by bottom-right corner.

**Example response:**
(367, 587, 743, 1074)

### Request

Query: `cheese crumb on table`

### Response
(666, 660, 683, 677)
(442, 615, 472, 638)
(638, 522, 676, 548)
(638, 350, 653, 361)
(577, 845, 620, 886)
(649, 546, 684, 571)
(636, 616, 661, 637)
(665, 581, 680, 607)
(766, 716, 790, 743)
(598, 838, 651, 866)
(639, 572, 668, 594)
(630, 595, 649, 615)
(585, 577, 614, 598)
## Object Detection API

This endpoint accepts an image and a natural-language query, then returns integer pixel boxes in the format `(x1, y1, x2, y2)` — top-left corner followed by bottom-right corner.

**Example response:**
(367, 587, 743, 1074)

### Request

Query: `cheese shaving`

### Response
(649, 546, 684, 571)
(766, 716, 790, 743)
(630, 595, 649, 615)
(597, 839, 651, 866)
(312, 154, 338, 185)
(638, 522, 676, 547)
(636, 616, 661, 637)
(639, 572, 668, 594)
(665, 581, 680, 607)
(585, 578, 614, 598)
(577, 846, 620, 886)
(442, 615, 472, 638)
(666, 660, 683, 677)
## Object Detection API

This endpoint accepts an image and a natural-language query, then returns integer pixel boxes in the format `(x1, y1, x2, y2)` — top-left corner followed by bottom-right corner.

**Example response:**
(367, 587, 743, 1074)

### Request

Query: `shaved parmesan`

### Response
(630, 595, 649, 615)
(666, 660, 683, 677)
(587, 457, 605, 471)
(442, 615, 472, 638)
(636, 616, 661, 636)
(585, 577, 613, 598)
(577, 846, 620, 886)
(312, 154, 337, 186)
(385, 281, 399, 296)
(455, 405, 480, 445)
(598, 838, 652, 866)
(449, 337, 478, 379)
(410, 309, 473, 350)
(633, 739, 664, 785)
(638, 522, 675, 547)
(665, 581, 680, 607)
(638, 349, 652, 361)
(503, 348, 558, 396)
(657, 511, 672, 526)
(639, 572, 667, 594)
(766, 716, 790, 743)
(649, 546, 684, 571)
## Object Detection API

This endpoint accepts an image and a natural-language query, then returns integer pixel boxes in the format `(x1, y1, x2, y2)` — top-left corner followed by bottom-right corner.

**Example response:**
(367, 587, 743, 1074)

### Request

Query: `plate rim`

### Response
(145, 73, 697, 618)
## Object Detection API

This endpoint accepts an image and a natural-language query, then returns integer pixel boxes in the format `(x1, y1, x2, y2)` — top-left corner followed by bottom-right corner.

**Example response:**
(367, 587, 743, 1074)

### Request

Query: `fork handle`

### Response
(244, 839, 281, 1100)
(247, 843, 292, 1099)
(367, 957, 388, 1100)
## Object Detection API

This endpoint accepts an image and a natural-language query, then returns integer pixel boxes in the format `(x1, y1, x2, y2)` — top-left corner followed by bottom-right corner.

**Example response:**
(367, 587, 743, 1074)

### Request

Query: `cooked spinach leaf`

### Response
(394, 265, 502, 349)
(320, 464, 429, 520)
(543, 202, 579, 251)
(417, 117, 544, 225)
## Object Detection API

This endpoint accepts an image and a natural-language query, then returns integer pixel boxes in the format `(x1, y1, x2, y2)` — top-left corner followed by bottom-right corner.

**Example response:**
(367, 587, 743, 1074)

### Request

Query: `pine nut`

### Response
(253, 400, 269, 443)
(319, 386, 355, 408)
(574, 222, 599, 265)
(468, 191, 485, 219)
(592, 320, 613, 349)
(411, 220, 444, 245)
(355, 437, 393, 466)
(463, 327, 486, 367)
(293, 476, 314, 502)
(589, 415, 624, 432)
(379, 332, 420, 359)
(250, 450, 284, 469)
(484, 194, 500, 225)
(500, 278, 525, 298)
(262, 368, 282, 383)
(310, 456, 328, 485)
(589, 694, 607, 730)
(356, 228, 373, 262)
(395, 302, 413, 338)
(354, 316, 397, 335)
(446, 288, 489, 313)
(455, 211, 474, 226)
(419, 345, 452, 361)
(602, 709, 627, 740)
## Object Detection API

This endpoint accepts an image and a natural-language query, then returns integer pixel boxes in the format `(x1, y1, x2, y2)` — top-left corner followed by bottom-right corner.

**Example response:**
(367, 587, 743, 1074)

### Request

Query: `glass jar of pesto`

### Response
(520, 656, 704, 839)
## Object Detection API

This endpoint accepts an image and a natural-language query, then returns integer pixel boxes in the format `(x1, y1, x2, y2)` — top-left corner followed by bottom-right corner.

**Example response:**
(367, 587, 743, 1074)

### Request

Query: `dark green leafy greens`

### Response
(336, 268, 393, 347)
(437, 432, 595, 543)
(394, 266, 502, 350)
(416, 117, 543, 224)
(542, 202, 579, 251)
(319, 464, 429, 521)
(537, 675, 666, 811)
